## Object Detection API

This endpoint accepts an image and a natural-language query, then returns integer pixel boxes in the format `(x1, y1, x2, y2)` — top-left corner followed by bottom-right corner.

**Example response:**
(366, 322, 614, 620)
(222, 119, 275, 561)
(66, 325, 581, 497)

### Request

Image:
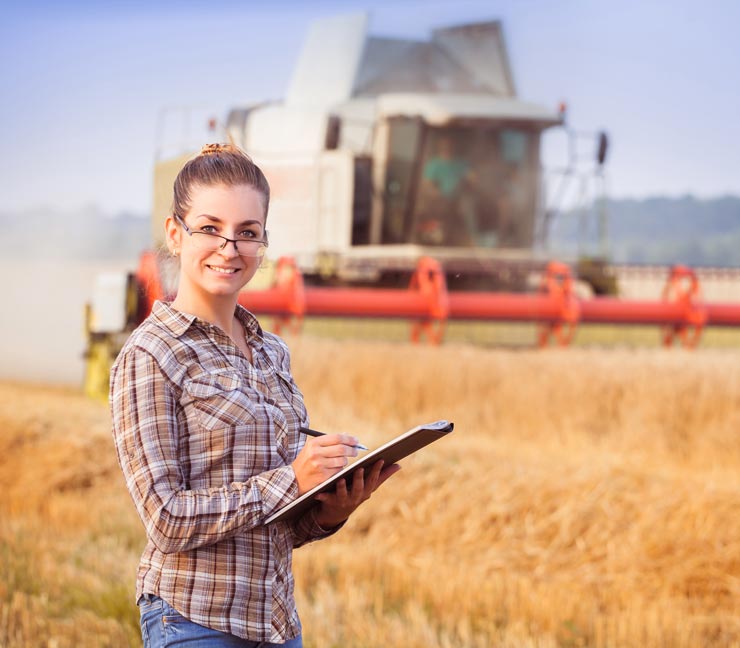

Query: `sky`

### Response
(2, 0, 739, 215)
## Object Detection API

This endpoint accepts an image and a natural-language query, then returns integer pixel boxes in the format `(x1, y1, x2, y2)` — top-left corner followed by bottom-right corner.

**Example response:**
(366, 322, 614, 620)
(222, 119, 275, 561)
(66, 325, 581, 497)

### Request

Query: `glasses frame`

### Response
(173, 213, 269, 258)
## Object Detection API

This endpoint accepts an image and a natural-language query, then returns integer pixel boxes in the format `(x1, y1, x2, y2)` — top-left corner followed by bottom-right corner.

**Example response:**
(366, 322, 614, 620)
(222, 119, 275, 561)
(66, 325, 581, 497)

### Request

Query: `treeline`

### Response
(549, 195, 740, 267)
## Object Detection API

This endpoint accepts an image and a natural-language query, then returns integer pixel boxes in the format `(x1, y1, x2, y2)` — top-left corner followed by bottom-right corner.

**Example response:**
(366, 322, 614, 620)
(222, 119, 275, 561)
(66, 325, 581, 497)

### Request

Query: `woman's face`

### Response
(167, 183, 267, 301)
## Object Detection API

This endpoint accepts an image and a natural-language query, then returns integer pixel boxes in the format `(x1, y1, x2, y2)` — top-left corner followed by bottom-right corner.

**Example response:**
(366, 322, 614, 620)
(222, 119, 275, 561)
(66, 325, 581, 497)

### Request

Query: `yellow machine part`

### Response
(82, 275, 141, 401)
(83, 334, 118, 402)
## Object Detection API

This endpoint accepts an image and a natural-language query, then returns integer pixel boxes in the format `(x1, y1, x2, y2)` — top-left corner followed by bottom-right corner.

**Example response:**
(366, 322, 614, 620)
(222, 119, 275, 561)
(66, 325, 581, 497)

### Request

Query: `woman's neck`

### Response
(171, 290, 239, 337)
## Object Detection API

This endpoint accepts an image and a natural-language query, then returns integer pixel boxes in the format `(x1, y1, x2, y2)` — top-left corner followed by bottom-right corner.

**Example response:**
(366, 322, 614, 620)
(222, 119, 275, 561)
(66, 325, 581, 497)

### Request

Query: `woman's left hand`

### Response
(313, 460, 401, 529)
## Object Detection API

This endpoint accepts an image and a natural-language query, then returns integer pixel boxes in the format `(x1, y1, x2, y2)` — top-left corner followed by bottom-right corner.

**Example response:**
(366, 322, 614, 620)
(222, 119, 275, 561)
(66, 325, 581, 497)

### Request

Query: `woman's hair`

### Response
(173, 143, 271, 220)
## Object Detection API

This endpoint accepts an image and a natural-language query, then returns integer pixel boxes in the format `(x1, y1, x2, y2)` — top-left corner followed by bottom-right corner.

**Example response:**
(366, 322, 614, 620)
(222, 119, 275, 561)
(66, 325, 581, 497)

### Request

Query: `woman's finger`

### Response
(326, 455, 348, 469)
(312, 433, 360, 448)
(334, 478, 348, 498)
(350, 468, 365, 499)
(307, 439, 358, 461)
(358, 460, 382, 493)
(322, 445, 358, 459)
(316, 477, 347, 504)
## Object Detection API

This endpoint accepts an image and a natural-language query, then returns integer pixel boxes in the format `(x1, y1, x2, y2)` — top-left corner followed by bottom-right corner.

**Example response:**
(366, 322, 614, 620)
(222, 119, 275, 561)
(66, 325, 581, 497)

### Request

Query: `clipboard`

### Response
(265, 419, 454, 524)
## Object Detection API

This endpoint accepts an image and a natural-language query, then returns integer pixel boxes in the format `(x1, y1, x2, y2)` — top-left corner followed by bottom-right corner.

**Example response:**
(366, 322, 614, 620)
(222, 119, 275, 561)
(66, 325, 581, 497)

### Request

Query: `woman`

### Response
(110, 143, 399, 647)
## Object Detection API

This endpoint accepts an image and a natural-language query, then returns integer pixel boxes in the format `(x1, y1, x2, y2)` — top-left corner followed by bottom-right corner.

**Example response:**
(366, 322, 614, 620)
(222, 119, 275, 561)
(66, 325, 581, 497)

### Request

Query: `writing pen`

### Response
(299, 426, 369, 451)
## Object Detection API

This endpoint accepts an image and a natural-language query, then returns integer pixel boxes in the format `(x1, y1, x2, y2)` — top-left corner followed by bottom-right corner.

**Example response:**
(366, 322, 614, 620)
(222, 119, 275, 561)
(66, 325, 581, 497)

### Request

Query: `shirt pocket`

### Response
(183, 369, 256, 430)
(275, 369, 309, 426)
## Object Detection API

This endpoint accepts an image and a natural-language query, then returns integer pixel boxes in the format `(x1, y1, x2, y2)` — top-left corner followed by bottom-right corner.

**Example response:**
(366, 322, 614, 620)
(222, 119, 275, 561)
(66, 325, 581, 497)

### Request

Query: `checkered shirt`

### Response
(110, 300, 334, 642)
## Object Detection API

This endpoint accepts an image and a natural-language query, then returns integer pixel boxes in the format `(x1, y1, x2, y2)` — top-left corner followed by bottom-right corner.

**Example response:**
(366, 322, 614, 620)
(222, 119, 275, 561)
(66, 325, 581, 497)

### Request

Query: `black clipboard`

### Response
(265, 420, 454, 524)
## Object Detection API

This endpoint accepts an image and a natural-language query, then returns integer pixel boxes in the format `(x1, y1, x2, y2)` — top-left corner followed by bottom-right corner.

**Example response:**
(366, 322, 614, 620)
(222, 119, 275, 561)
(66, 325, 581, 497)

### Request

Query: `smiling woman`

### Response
(109, 144, 401, 647)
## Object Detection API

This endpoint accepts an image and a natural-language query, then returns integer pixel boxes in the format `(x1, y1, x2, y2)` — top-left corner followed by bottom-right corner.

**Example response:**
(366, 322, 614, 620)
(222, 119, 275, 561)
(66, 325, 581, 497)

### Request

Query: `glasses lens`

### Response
(190, 232, 224, 251)
(235, 240, 267, 258)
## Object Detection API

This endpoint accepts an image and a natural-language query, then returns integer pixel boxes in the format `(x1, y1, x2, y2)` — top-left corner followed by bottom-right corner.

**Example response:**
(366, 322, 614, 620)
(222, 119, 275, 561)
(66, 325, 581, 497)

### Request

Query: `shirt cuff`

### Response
(251, 465, 299, 520)
(291, 507, 345, 547)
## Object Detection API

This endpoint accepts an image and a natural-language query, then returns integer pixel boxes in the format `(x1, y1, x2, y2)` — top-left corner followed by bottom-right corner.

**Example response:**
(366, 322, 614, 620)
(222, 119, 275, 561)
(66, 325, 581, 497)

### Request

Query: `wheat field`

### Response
(0, 339, 738, 647)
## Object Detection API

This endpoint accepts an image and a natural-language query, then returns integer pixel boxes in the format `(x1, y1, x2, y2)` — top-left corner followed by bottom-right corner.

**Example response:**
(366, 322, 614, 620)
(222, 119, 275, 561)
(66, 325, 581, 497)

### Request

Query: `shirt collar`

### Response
(151, 300, 198, 338)
(235, 303, 265, 351)
(151, 300, 265, 349)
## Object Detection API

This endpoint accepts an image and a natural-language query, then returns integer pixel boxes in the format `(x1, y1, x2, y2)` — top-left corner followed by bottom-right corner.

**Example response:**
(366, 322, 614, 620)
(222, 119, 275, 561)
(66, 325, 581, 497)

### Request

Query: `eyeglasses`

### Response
(174, 214, 269, 258)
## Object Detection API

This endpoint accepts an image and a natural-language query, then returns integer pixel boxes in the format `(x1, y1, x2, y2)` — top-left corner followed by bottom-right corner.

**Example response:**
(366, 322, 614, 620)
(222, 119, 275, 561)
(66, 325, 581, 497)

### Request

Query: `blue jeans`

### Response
(139, 595, 303, 648)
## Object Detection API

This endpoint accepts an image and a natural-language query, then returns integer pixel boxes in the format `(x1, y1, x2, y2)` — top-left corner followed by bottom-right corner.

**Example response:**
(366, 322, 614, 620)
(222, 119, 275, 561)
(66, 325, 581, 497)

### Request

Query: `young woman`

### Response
(110, 143, 399, 647)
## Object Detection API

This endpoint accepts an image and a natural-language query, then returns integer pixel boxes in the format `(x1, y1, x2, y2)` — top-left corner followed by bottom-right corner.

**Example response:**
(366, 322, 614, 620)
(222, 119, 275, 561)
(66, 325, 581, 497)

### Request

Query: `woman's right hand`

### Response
(291, 434, 359, 494)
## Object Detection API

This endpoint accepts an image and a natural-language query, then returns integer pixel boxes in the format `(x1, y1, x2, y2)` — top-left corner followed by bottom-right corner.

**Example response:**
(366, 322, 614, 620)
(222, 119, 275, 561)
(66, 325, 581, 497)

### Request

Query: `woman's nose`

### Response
(219, 239, 240, 258)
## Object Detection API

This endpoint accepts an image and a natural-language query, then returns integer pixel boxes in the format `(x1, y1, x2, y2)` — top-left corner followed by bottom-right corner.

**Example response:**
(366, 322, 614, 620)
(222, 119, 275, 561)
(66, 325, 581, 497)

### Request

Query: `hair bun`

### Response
(200, 143, 231, 156)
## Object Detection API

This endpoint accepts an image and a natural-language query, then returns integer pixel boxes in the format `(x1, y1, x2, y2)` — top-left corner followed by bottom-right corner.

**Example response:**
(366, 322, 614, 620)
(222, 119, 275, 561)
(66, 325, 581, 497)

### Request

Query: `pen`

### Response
(299, 426, 369, 451)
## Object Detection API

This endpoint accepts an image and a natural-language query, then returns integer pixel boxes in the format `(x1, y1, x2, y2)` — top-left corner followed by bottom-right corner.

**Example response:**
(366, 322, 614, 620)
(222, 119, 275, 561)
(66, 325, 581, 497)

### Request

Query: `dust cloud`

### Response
(0, 259, 138, 386)
(0, 206, 148, 385)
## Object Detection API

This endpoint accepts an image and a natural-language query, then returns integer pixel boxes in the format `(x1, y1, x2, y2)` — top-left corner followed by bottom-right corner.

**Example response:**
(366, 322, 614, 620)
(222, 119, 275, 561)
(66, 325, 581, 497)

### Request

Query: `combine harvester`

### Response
(84, 14, 740, 399)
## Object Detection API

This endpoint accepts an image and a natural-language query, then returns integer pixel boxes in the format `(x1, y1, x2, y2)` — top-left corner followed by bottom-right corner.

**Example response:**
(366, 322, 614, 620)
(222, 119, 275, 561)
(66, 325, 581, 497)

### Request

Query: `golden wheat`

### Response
(0, 341, 738, 647)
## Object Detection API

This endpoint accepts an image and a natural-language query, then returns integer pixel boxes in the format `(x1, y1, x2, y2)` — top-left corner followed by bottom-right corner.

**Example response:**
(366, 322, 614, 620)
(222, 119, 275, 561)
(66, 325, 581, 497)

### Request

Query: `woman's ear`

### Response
(164, 215, 181, 256)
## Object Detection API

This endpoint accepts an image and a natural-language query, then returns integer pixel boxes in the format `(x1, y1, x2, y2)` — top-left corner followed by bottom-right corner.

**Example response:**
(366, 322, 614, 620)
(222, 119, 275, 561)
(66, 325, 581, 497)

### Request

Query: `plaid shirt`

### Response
(110, 301, 334, 642)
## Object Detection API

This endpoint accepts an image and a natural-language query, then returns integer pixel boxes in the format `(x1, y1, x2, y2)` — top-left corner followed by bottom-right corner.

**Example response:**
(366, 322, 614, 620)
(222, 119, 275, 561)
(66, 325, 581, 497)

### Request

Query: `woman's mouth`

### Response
(207, 265, 240, 275)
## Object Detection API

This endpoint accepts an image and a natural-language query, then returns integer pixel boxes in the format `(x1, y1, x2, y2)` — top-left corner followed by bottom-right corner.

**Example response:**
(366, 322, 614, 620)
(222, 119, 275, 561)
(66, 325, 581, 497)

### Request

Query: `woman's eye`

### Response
(199, 225, 217, 233)
(239, 230, 258, 239)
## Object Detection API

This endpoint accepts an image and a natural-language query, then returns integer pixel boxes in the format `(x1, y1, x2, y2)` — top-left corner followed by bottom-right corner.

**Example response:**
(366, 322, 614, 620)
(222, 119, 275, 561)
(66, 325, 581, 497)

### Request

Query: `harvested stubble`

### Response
(0, 340, 738, 647)
(288, 339, 740, 648)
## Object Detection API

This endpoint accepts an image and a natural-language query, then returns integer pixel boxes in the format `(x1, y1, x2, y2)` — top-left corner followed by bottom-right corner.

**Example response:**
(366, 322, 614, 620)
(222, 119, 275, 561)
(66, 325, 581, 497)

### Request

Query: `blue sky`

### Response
(2, 0, 739, 214)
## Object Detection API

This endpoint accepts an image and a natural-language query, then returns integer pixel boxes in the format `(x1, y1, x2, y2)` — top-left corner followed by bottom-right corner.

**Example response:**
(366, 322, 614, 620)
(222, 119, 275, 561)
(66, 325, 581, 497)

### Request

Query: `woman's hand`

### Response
(313, 460, 401, 529)
(291, 434, 359, 495)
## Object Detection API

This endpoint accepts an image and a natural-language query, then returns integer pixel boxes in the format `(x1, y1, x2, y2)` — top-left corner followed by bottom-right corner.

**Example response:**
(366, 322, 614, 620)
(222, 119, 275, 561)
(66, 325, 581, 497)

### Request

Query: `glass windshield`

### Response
(382, 122, 539, 248)
(380, 118, 422, 244)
